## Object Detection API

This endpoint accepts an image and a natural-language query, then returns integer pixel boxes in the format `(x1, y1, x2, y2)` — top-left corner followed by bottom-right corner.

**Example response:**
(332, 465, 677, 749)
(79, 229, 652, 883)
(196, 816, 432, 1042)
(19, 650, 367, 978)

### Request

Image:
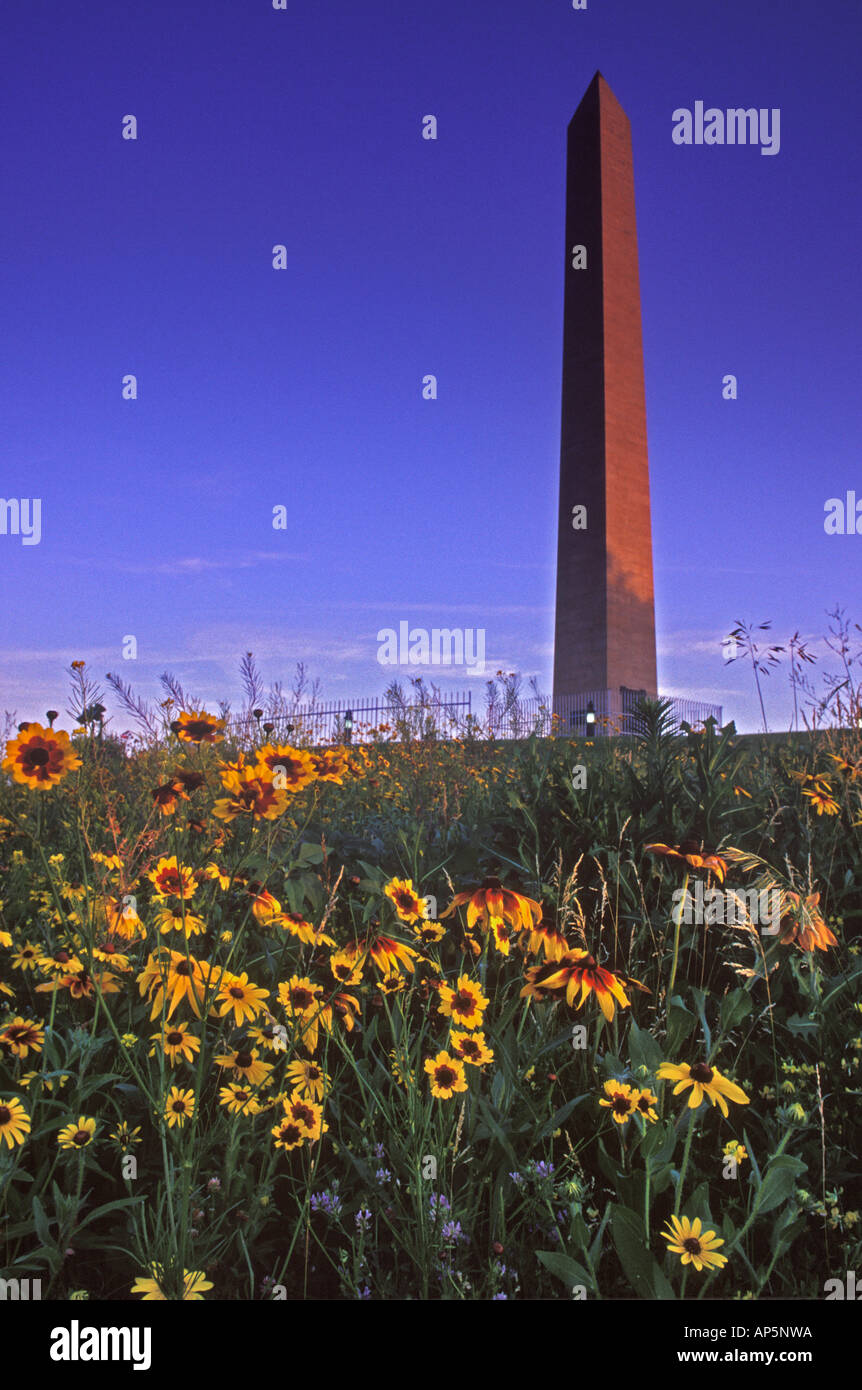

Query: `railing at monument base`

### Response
(225, 688, 722, 746)
(546, 690, 723, 739)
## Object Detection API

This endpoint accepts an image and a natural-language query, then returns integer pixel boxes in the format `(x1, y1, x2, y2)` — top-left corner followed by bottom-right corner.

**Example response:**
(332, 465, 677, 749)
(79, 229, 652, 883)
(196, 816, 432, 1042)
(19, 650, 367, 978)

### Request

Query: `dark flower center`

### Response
(166, 1031, 183, 1046)
(174, 961, 192, 976)
(683, 1237, 702, 1254)
(0, 1106, 11, 1125)
(73, 1129, 90, 1145)
(690, 1063, 714, 1083)
(28, 748, 50, 767)
(436, 1066, 456, 1087)
(235, 1051, 253, 1068)
(229, 986, 244, 999)
(612, 1096, 630, 1115)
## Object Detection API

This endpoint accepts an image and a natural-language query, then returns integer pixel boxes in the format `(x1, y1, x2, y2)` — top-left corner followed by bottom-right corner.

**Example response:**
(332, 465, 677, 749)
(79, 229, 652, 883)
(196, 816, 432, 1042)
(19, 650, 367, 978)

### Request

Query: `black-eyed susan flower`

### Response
(277, 976, 324, 1052)
(801, 781, 840, 816)
(149, 856, 197, 901)
(534, 950, 631, 1023)
(152, 905, 208, 936)
(384, 877, 428, 924)
(10, 941, 40, 971)
(202, 861, 231, 891)
(2, 723, 82, 789)
(286, 1059, 328, 1101)
(661, 1214, 728, 1273)
(437, 974, 489, 1029)
(216, 970, 270, 1026)
(450, 1030, 494, 1067)
(0, 1016, 45, 1059)
(214, 1047, 274, 1087)
(657, 1061, 749, 1118)
(37, 947, 84, 977)
(777, 890, 838, 952)
(219, 1083, 261, 1116)
(212, 759, 289, 822)
(163, 1086, 195, 1128)
(309, 748, 350, 783)
(276, 910, 334, 947)
(137, 949, 223, 1022)
(256, 743, 317, 792)
(598, 1080, 638, 1124)
(635, 1087, 659, 1123)
(58, 1115, 97, 1149)
(92, 941, 132, 969)
(110, 1121, 142, 1150)
(413, 920, 446, 947)
(330, 948, 365, 986)
(644, 841, 727, 883)
(131, 1264, 213, 1299)
(0, 1097, 31, 1148)
(424, 1051, 468, 1100)
(521, 921, 570, 962)
(282, 1095, 326, 1141)
(0, 930, 11, 948)
(271, 1117, 307, 1151)
(174, 711, 225, 745)
(150, 1022, 201, 1067)
(441, 876, 542, 937)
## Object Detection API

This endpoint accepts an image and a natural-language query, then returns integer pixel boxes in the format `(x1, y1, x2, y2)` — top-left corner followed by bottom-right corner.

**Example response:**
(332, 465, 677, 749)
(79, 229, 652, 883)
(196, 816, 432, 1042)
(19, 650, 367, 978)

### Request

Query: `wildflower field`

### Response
(1, 672, 860, 1301)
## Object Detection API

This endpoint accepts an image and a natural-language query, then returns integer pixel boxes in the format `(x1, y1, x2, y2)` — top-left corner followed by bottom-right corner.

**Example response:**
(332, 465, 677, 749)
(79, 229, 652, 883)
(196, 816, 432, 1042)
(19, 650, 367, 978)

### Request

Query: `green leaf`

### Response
(32, 1194, 53, 1249)
(474, 1097, 518, 1165)
(627, 1019, 664, 1073)
(690, 987, 711, 1053)
(720, 988, 752, 1033)
(536, 1249, 593, 1293)
(534, 1095, 587, 1142)
(611, 1204, 668, 1299)
(756, 1155, 807, 1215)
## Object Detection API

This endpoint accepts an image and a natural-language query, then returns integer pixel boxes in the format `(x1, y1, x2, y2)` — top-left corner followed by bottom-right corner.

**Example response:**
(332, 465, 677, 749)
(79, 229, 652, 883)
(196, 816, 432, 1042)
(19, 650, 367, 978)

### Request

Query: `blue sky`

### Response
(1, 0, 860, 734)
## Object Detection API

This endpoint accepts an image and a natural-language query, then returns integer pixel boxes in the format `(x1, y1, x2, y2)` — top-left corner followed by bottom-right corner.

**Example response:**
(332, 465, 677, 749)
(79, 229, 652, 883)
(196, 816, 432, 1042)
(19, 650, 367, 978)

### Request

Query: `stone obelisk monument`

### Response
(552, 72, 658, 705)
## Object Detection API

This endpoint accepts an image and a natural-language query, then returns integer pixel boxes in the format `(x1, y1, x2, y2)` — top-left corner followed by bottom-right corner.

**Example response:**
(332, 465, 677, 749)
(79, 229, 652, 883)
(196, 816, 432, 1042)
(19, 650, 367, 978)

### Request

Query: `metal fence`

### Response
(227, 693, 473, 747)
(226, 687, 722, 746)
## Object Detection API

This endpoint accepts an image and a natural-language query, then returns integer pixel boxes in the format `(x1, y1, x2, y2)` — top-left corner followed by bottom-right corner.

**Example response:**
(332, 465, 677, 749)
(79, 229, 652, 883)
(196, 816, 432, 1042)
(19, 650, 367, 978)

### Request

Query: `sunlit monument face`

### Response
(553, 72, 658, 704)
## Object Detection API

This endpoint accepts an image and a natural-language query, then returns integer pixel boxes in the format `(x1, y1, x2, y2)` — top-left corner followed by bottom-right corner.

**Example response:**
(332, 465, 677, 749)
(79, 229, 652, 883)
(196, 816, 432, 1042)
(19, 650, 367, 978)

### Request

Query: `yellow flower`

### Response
(598, 1080, 638, 1125)
(657, 1061, 749, 1118)
(174, 711, 225, 745)
(0, 1016, 45, 1058)
(58, 1115, 97, 1149)
(437, 974, 488, 1030)
(449, 1030, 494, 1067)
(218, 1083, 261, 1116)
(441, 876, 542, 936)
(150, 1022, 201, 1067)
(10, 942, 40, 971)
(131, 1264, 213, 1299)
(384, 877, 428, 924)
(801, 780, 840, 816)
(285, 1059, 328, 1101)
(2, 723, 82, 789)
(216, 970, 270, 1026)
(149, 856, 197, 901)
(661, 1214, 728, 1272)
(0, 1097, 31, 1148)
(163, 1087, 195, 1128)
(424, 1051, 468, 1100)
(723, 1141, 748, 1164)
(635, 1087, 659, 1123)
